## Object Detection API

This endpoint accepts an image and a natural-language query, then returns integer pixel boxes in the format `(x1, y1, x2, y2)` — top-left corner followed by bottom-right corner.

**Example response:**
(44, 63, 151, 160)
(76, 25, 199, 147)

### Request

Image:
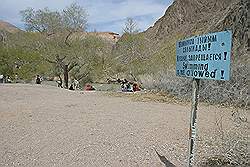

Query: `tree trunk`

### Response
(64, 64, 69, 89)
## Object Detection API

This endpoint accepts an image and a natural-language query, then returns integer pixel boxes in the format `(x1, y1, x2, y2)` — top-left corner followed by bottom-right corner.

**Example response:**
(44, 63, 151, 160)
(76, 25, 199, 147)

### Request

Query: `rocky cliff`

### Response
(144, 0, 248, 58)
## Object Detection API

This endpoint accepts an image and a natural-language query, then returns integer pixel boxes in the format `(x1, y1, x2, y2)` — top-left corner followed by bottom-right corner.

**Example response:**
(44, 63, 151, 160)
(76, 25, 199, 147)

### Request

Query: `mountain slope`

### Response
(143, 0, 248, 57)
(0, 20, 21, 33)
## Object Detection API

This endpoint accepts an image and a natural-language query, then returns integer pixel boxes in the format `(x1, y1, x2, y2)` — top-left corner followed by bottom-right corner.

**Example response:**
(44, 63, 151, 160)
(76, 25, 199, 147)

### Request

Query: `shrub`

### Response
(139, 61, 248, 108)
(197, 108, 249, 166)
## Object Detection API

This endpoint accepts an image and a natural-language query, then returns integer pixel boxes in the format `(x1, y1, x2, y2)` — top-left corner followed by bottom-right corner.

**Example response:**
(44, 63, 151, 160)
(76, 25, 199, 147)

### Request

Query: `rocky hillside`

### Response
(0, 20, 21, 33)
(114, 0, 248, 73)
(143, 0, 248, 59)
(88, 32, 120, 43)
(112, 0, 248, 110)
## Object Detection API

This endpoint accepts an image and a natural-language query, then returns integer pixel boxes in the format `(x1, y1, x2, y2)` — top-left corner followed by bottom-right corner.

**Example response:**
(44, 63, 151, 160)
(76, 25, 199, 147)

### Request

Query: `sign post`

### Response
(176, 30, 232, 166)
(188, 78, 200, 167)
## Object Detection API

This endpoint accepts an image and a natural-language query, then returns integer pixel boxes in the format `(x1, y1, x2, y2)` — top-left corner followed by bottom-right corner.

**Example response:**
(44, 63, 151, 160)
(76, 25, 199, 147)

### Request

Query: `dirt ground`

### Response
(0, 84, 236, 167)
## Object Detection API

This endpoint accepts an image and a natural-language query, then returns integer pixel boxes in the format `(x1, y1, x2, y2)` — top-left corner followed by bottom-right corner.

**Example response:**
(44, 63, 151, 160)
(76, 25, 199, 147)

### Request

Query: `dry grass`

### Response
(106, 90, 189, 105)
(197, 108, 249, 166)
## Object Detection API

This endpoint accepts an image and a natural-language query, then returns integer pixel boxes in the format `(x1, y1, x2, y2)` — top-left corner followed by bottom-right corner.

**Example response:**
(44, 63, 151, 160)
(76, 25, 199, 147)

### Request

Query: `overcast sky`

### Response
(0, 0, 173, 34)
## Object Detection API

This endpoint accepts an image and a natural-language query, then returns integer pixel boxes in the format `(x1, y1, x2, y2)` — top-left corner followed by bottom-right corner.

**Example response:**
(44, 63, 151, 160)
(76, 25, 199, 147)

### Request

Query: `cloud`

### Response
(0, 0, 173, 34)
(0, 0, 72, 28)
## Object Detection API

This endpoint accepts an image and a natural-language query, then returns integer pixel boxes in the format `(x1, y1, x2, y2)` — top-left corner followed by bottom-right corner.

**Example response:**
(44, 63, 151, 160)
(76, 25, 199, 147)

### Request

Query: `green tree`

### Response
(0, 31, 48, 81)
(114, 33, 150, 81)
(20, 2, 89, 88)
(123, 17, 140, 34)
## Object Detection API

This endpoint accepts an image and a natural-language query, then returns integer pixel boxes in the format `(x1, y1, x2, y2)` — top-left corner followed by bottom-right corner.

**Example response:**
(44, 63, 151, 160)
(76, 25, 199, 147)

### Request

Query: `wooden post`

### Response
(188, 78, 200, 167)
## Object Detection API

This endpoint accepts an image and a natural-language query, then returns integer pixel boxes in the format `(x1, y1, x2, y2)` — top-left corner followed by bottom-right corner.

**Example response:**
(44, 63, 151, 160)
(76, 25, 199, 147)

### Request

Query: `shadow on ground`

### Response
(154, 148, 176, 167)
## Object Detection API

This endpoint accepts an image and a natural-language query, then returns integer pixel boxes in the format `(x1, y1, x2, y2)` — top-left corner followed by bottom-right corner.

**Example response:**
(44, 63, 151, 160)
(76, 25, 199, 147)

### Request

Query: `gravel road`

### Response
(0, 84, 230, 167)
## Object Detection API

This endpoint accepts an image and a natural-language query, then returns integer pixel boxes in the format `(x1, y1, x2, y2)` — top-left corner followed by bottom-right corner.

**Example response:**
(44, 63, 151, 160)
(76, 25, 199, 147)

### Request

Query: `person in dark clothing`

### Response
(117, 78, 121, 83)
(123, 79, 128, 84)
(36, 75, 41, 84)
(69, 84, 75, 90)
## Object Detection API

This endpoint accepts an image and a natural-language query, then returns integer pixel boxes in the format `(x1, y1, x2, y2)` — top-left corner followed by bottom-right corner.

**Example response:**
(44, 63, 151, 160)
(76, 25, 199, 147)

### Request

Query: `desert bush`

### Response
(139, 60, 248, 108)
(197, 108, 249, 166)
(199, 62, 248, 107)
(139, 70, 192, 100)
(139, 65, 249, 166)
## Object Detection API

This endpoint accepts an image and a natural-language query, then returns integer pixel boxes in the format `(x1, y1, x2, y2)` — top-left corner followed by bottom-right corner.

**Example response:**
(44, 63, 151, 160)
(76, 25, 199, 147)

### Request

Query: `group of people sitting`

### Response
(35, 75, 140, 92)
(35, 74, 96, 92)
(56, 79, 80, 90)
(69, 79, 79, 90)
(0, 75, 12, 83)
(117, 78, 141, 92)
(69, 80, 96, 91)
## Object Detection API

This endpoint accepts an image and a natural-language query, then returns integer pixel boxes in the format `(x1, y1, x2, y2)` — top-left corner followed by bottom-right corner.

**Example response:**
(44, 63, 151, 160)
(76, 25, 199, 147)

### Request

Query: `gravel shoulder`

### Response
(0, 84, 235, 167)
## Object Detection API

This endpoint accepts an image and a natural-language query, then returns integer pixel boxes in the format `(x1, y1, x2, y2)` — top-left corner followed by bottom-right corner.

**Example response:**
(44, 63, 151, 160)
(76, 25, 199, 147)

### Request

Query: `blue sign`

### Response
(176, 31, 232, 80)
